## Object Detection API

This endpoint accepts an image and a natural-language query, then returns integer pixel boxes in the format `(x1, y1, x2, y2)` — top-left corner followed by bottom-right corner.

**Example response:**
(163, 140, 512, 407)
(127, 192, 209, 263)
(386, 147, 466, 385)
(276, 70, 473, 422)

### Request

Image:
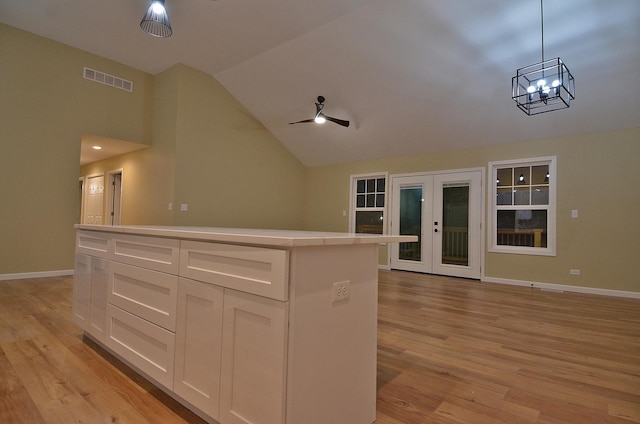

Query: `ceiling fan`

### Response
(289, 96, 350, 128)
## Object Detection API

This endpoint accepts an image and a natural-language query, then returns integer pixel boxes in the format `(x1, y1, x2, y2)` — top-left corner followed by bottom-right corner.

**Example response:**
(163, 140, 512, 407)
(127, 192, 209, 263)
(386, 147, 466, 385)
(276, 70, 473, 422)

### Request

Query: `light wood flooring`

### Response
(1, 272, 639, 423)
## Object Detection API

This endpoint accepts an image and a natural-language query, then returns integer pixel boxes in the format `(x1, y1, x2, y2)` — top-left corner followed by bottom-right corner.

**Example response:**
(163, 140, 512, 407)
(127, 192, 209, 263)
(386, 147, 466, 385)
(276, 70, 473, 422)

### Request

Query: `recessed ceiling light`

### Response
(92, 145, 102, 150)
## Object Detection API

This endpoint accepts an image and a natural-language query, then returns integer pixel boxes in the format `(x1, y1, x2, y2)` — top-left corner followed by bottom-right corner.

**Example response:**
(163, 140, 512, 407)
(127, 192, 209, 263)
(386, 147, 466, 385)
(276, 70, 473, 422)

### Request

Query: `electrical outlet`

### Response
(180, 203, 188, 211)
(570, 269, 581, 276)
(332, 281, 350, 303)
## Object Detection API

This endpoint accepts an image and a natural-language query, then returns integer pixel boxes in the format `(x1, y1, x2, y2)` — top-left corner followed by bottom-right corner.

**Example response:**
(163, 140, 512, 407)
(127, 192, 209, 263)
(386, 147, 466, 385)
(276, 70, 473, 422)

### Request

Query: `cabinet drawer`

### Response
(110, 234, 180, 274)
(107, 305, 175, 390)
(108, 262, 178, 332)
(180, 241, 289, 301)
(76, 231, 110, 258)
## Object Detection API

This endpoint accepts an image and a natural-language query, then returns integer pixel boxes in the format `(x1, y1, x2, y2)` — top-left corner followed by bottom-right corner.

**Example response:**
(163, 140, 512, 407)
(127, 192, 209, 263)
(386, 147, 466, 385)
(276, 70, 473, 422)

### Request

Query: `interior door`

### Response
(390, 171, 482, 279)
(83, 175, 104, 224)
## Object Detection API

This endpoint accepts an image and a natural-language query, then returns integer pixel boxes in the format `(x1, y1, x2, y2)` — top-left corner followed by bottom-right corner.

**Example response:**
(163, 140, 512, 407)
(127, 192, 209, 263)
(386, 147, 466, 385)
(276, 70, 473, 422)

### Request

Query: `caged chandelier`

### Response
(140, 0, 173, 38)
(512, 0, 575, 115)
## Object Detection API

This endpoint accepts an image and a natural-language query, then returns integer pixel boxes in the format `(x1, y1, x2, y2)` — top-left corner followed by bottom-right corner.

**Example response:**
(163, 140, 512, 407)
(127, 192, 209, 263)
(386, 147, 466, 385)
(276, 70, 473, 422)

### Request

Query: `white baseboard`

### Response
(482, 276, 640, 299)
(0, 269, 74, 281)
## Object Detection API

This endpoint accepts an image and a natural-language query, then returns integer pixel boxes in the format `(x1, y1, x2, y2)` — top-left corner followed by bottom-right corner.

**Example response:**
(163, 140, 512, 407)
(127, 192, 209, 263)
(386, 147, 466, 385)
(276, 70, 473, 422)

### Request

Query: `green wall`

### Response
(304, 128, 640, 293)
(3, 23, 639, 295)
(0, 23, 153, 274)
(81, 64, 307, 230)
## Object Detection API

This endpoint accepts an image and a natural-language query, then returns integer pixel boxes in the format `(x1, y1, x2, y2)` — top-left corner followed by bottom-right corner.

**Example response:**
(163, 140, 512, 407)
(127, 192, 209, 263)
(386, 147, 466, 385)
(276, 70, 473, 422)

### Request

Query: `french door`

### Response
(389, 170, 482, 279)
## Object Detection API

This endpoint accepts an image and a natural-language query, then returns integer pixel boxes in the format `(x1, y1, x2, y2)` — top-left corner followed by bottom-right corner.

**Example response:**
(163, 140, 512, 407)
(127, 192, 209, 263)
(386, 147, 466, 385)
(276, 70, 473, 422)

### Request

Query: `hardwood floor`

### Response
(1, 272, 639, 423)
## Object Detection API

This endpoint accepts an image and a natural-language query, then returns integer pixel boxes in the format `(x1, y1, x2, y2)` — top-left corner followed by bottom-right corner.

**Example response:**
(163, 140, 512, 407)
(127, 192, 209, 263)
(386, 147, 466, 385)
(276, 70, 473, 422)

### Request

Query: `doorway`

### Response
(106, 170, 123, 225)
(389, 170, 483, 279)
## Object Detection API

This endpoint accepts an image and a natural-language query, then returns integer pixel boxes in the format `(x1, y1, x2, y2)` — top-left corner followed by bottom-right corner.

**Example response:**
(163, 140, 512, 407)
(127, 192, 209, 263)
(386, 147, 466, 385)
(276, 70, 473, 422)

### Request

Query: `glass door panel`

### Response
(398, 187, 422, 261)
(441, 184, 469, 266)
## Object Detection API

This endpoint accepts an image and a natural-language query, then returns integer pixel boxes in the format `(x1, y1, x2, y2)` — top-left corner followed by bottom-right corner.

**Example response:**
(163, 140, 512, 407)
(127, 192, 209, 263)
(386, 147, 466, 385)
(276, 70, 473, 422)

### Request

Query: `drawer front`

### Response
(107, 305, 175, 390)
(110, 234, 180, 274)
(76, 231, 110, 258)
(180, 241, 289, 301)
(108, 262, 178, 332)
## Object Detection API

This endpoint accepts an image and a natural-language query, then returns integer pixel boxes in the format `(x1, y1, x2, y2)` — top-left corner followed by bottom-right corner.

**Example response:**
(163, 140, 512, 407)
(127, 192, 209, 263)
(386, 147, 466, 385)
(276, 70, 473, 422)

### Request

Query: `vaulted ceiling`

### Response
(2, 0, 639, 166)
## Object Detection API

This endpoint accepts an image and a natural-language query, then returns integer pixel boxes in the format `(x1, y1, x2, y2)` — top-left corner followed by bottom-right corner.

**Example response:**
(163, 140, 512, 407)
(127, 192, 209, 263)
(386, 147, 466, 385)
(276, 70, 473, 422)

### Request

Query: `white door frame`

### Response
(388, 167, 485, 279)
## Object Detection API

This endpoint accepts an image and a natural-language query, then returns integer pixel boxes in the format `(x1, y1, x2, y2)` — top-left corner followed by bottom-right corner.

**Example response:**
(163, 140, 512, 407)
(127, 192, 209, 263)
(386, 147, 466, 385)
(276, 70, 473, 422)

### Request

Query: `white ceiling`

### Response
(2, 0, 639, 166)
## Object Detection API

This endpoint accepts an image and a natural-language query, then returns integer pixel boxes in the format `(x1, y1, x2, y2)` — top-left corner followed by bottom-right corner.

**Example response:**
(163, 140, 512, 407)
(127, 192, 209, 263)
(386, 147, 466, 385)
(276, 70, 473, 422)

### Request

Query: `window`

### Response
(350, 174, 387, 234)
(489, 157, 556, 255)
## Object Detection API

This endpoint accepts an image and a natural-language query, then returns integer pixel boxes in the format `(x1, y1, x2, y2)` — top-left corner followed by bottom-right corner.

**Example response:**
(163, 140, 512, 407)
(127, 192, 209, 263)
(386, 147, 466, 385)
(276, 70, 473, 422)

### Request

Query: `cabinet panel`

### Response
(180, 241, 289, 301)
(108, 261, 178, 332)
(88, 257, 108, 343)
(76, 231, 109, 258)
(174, 278, 223, 420)
(111, 233, 180, 274)
(106, 305, 175, 389)
(220, 289, 288, 424)
(72, 253, 91, 329)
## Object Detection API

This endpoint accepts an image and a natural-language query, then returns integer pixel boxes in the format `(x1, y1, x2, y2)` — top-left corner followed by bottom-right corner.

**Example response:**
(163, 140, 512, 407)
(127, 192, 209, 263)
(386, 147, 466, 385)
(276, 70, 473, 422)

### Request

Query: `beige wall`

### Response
(170, 65, 306, 229)
(304, 127, 640, 293)
(81, 64, 307, 230)
(0, 24, 153, 274)
(3, 24, 639, 295)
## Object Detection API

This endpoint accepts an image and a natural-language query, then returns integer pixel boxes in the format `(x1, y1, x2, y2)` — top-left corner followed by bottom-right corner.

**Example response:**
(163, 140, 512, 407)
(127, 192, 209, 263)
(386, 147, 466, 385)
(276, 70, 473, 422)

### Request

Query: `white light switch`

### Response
(180, 203, 188, 211)
(571, 210, 579, 218)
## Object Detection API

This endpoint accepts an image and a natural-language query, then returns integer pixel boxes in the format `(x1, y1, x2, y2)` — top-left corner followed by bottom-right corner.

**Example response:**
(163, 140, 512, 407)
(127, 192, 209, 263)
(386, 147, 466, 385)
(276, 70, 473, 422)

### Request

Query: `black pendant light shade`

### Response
(140, 0, 172, 38)
(512, 0, 575, 115)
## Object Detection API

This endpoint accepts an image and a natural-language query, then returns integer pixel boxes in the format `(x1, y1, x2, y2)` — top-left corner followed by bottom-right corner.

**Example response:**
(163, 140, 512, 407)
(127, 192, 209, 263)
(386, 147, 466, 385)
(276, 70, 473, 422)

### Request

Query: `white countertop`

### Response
(75, 225, 417, 247)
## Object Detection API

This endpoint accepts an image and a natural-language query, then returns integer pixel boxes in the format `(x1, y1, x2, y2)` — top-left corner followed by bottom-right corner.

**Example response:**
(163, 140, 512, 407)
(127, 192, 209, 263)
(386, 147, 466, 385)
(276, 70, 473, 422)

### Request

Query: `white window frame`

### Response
(349, 172, 388, 234)
(488, 157, 556, 256)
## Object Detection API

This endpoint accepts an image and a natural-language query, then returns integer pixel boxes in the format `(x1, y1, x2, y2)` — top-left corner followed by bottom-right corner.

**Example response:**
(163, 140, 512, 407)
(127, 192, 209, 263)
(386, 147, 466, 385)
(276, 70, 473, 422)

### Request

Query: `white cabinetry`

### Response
(174, 277, 224, 420)
(220, 289, 288, 424)
(72, 253, 91, 328)
(72, 237, 108, 343)
(74, 226, 405, 424)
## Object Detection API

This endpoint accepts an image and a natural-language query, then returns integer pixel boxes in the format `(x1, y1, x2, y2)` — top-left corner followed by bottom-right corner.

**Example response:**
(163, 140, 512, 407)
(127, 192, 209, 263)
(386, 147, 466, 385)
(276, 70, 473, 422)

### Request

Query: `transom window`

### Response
(489, 157, 556, 255)
(350, 174, 387, 234)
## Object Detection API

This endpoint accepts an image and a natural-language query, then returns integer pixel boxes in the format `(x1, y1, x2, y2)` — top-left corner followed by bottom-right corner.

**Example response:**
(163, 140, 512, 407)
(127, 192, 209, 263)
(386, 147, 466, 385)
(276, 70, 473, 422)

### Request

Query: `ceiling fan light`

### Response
(140, 0, 173, 38)
(314, 115, 326, 124)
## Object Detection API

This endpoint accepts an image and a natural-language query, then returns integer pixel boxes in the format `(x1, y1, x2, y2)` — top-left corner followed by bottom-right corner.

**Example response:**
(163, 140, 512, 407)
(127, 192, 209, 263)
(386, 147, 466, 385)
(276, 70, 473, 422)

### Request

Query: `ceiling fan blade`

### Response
(325, 115, 350, 127)
(289, 118, 316, 125)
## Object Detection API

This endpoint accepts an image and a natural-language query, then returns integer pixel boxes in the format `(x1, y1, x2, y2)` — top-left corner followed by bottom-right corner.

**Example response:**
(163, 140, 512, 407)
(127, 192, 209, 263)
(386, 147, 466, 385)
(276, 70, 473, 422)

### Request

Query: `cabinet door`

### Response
(88, 257, 108, 343)
(174, 278, 224, 420)
(72, 253, 91, 329)
(220, 290, 288, 424)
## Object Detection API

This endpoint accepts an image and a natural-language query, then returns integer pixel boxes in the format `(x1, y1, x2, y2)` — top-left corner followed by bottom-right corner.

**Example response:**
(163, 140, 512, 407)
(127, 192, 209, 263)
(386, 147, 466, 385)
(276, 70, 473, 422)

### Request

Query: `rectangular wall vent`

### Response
(83, 67, 133, 92)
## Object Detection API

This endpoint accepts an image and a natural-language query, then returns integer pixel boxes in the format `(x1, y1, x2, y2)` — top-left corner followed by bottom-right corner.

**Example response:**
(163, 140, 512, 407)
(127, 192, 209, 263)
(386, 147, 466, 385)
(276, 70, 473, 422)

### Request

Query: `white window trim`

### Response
(349, 172, 388, 234)
(488, 157, 556, 256)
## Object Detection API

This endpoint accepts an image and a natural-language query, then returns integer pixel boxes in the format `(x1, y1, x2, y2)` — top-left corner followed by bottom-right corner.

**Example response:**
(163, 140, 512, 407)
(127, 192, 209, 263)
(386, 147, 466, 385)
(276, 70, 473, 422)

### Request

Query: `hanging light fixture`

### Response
(512, 0, 575, 115)
(140, 0, 173, 38)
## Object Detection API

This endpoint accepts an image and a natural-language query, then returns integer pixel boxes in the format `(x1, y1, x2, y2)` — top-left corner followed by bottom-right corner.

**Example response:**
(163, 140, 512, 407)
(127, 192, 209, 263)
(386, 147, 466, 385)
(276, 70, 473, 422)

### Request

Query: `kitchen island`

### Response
(72, 225, 415, 424)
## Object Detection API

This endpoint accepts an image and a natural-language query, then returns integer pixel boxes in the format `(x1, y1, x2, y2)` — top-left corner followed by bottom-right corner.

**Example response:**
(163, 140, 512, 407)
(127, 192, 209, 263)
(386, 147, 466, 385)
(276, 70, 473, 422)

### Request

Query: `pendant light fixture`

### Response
(512, 0, 575, 115)
(140, 0, 173, 38)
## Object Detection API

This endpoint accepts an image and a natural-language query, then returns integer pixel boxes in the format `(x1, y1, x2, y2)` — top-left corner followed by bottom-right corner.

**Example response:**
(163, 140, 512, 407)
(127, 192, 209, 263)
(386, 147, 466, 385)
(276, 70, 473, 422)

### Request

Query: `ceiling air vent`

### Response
(83, 67, 133, 92)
